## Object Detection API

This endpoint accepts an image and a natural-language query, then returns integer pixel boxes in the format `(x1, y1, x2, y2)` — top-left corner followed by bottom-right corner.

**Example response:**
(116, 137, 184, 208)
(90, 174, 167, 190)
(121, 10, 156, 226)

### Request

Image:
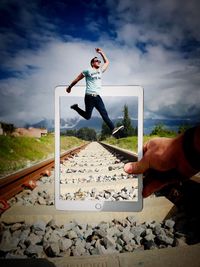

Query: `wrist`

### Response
(174, 127, 200, 178)
(182, 126, 200, 171)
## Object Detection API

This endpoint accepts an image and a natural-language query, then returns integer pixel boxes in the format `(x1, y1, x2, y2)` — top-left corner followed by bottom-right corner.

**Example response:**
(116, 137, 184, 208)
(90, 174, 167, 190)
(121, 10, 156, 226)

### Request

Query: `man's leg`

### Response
(95, 96, 124, 135)
(95, 96, 115, 130)
(71, 94, 94, 120)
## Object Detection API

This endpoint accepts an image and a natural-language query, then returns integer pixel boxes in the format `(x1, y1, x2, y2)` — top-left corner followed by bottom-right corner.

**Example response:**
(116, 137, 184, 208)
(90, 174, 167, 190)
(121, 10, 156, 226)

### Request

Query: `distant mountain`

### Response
(60, 117, 112, 133)
(60, 117, 80, 129)
(26, 117, 199, 134)
(143, 118, 199, 134)
(26, 119, 54, 131)
(72, 117, 104, 132)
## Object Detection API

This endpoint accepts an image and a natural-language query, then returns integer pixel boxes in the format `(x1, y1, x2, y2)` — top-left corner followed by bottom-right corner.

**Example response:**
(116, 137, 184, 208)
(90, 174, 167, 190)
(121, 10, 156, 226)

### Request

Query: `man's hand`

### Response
(124, 138, 178, 174)
(124, 135, 198, 197)
(66, 86, 71, 93)
(95, 48, 103, 54)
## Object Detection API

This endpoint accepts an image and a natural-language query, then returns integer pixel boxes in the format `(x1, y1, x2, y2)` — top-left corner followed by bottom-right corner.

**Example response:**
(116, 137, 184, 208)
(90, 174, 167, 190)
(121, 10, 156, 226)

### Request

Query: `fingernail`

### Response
(124, 163, 134, 173)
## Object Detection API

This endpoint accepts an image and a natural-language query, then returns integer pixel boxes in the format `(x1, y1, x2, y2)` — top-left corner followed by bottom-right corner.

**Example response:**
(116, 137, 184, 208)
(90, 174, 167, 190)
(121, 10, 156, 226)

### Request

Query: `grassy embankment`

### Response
(0, 132, 177, 177)
(0, 135, 86, 177)
(104, 133, 177, 153)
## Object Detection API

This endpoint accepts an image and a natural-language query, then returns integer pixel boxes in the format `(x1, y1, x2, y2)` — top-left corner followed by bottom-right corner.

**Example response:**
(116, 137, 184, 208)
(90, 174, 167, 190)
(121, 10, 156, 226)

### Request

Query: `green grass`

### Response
(104, 136, 138, 153)
(0, 135, 86, 176)
(60, 136, 87, 152)
(0, 132, 177, 176)
(104, 134, 177, 153)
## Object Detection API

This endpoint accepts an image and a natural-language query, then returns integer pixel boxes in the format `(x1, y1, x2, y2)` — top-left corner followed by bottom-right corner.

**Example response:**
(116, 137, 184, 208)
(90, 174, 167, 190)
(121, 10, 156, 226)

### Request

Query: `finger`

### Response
(124, 157, 149, 174)
(143, 142, 148, 154)
(143, 140, 151, 154)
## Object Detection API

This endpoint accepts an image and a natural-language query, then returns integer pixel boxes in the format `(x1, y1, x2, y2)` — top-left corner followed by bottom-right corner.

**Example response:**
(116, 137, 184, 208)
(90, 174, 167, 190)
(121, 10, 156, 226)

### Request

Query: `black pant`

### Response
(73, 94, 114, 130)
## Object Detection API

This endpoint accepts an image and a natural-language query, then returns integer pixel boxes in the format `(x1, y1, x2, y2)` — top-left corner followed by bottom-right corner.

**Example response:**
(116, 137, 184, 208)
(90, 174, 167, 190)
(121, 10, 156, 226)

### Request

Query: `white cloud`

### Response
(0, 0, 200, 126)
(106, 0, 200, 46)
(1, 35, 199, 125)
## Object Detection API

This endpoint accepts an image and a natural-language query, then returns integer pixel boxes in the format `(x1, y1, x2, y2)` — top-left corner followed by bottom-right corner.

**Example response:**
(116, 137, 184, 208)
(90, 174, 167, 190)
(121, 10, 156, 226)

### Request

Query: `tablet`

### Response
(55, 85, 143, 211)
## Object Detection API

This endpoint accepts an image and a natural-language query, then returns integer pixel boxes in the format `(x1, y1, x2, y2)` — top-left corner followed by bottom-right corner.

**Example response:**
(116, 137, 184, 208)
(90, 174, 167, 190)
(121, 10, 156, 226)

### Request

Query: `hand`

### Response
(124, 136, 198, 197)
(66, 86, 71, 93)
(95, 48, 103, 54)
(125, 137, 178, 174)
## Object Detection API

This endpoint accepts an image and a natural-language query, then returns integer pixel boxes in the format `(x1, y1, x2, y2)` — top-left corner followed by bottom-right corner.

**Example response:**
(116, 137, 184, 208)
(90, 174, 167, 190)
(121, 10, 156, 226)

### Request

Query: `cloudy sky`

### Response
(0, 0, 200, 126)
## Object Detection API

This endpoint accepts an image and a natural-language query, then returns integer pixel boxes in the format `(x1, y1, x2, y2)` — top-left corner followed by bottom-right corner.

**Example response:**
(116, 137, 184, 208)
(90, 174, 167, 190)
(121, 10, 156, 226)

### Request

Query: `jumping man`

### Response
(66, 48, 124, 136)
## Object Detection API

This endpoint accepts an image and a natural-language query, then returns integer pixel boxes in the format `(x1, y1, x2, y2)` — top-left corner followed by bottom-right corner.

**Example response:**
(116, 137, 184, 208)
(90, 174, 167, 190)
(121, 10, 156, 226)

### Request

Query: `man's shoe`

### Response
(112, 125, 124, 135)
(70, 104, 78, 110)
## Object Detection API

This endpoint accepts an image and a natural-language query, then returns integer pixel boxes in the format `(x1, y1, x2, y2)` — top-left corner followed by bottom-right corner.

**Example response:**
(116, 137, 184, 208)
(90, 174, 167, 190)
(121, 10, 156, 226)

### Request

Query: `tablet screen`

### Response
(55, 85, 143, 211)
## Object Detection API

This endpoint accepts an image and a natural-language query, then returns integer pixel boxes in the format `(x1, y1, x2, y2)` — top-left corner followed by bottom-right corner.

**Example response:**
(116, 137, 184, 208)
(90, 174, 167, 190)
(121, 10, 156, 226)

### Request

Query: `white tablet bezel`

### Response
(55, 85, 143, 211)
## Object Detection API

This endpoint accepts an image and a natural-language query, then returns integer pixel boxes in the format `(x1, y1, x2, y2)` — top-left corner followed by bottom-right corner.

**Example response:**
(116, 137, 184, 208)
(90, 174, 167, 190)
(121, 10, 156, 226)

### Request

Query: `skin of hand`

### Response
(124, 134, 199, 197)
(95, 48, 103, 54)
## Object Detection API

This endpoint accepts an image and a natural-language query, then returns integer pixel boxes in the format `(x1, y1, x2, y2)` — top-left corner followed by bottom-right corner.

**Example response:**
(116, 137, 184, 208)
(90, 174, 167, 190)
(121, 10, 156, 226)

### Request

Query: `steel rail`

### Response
(1, 138, 198, 206)
(0, 143, 88, 201)
(0, 141, 199, 265)
(99, 142, 138, 162)
(0, 142, 137, 202)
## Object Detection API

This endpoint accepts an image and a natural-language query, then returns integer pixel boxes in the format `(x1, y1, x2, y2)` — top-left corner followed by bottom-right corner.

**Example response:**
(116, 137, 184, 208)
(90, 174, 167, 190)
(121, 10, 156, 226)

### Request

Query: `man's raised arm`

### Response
(96, 48, 109, 72)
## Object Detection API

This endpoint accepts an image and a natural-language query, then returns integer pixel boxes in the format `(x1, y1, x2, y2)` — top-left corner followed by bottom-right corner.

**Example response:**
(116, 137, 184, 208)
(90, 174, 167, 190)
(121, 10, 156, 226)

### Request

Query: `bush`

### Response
(150, 123, 176, 137)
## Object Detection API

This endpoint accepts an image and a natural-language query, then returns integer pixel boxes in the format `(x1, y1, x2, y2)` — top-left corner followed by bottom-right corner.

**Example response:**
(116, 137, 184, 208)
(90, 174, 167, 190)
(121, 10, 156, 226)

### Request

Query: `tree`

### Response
(100, 105, 137, 140)
(150, 123, 175, 137)
(121, 105, 135, 137)
(76, 127, 97, 141)
(178, 123, 191, 134)
(0, 122, 15, 134)
(65, 129, 77, 136)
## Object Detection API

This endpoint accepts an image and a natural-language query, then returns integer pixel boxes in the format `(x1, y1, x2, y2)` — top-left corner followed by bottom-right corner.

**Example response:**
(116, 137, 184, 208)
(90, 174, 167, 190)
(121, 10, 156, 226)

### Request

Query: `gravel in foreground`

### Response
(0, 216, 188, 259)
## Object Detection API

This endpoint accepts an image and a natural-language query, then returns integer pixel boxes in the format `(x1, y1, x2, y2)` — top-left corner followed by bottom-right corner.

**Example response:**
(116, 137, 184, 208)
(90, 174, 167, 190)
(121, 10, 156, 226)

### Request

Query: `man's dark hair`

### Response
(90, 57, 98, 67)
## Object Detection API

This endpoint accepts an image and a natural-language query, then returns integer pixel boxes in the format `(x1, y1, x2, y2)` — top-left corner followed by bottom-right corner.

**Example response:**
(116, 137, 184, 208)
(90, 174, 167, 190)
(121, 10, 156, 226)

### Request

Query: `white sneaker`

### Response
(112, 125, 124, 135)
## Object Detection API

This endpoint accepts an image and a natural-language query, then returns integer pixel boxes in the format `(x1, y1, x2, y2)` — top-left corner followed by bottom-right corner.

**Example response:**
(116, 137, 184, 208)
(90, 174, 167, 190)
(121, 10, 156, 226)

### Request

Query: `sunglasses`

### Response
(93, 59, 101, 63)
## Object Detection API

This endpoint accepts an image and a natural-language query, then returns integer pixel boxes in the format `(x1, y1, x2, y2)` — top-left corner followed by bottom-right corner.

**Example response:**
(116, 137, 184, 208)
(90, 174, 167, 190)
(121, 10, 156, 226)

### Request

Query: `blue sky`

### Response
(0, 0, 200, 126)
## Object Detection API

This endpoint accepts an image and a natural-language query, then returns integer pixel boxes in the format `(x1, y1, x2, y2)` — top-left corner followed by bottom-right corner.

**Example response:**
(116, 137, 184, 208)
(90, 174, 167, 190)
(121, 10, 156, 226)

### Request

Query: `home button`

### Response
(95, 203, 102, 210)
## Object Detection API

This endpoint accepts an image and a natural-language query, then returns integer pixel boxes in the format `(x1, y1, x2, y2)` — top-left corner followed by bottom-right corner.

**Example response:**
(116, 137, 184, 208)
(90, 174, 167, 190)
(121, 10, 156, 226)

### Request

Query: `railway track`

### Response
(0, 143, 88, 204)
(0, 141, 199, 266)
(59, 142, 138, 201)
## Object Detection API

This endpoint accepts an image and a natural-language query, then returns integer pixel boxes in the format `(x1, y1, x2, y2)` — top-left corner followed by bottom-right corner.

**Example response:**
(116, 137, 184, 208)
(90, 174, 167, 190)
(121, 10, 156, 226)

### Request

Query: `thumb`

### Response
(124, 157, 149, 174)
